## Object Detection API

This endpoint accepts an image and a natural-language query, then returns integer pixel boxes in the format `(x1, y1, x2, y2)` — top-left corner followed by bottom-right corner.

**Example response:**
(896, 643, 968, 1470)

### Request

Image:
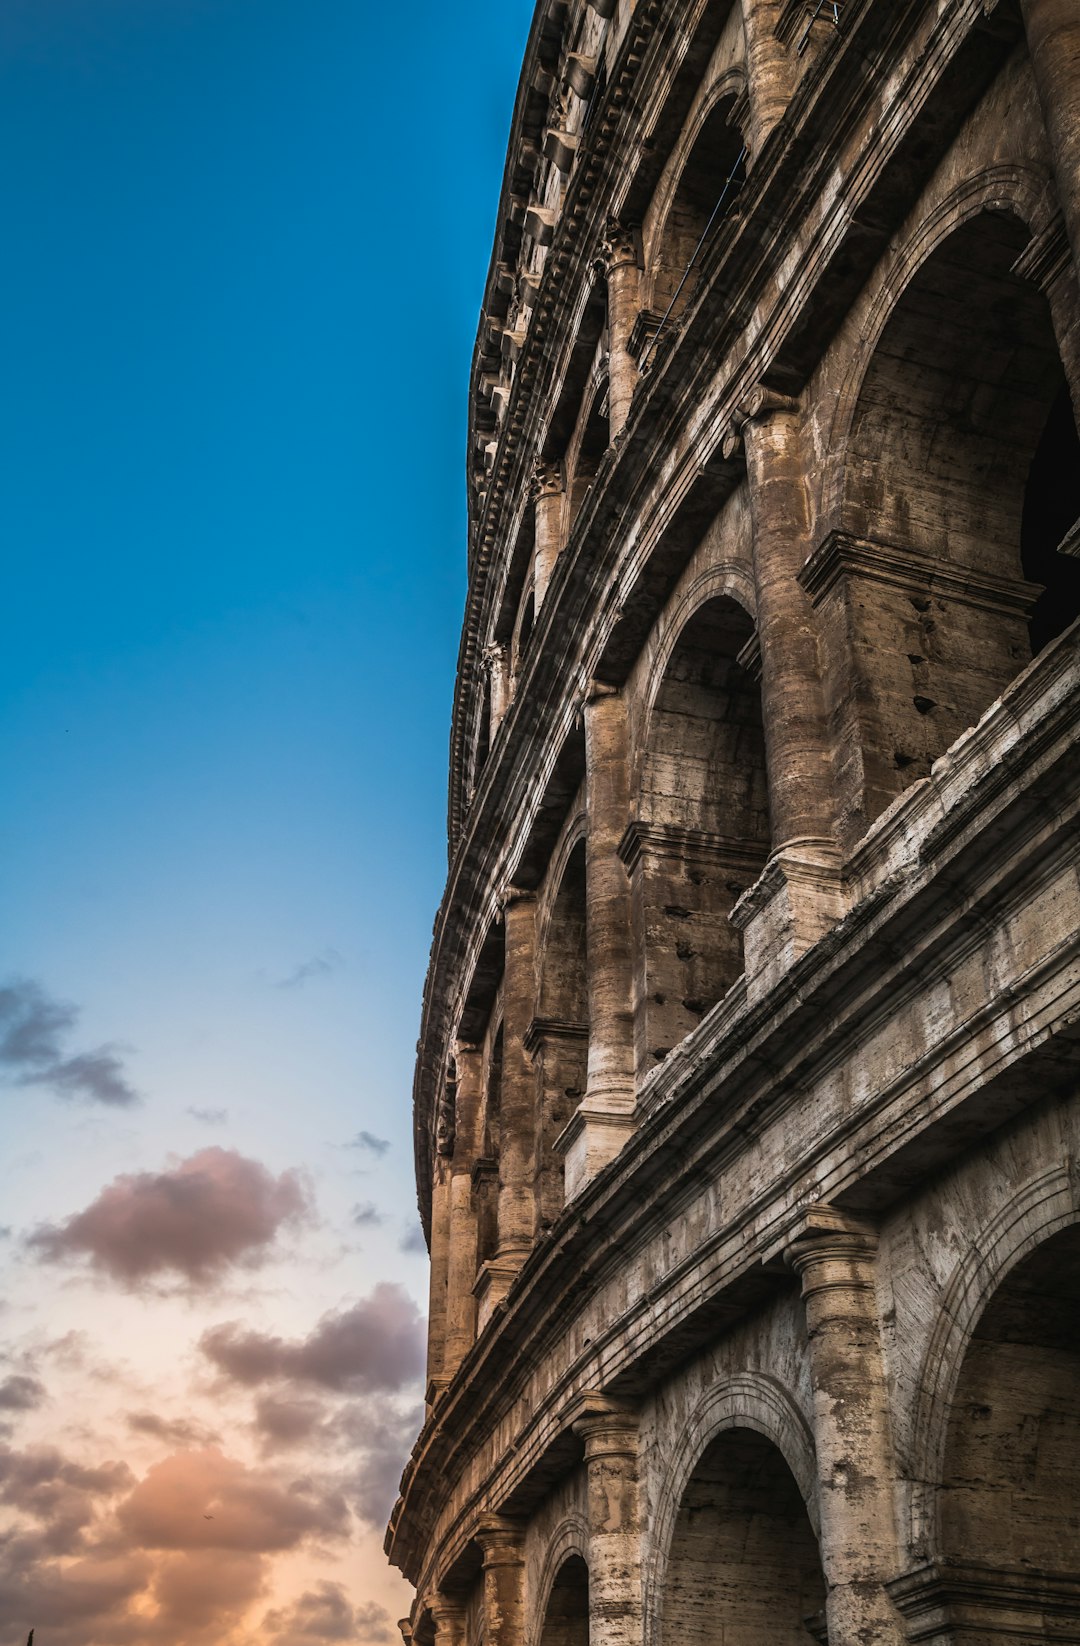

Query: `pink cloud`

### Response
(200, 1282, 424, 1393)
(28, 1148, 311, 1286)
(118, 1447, 349, 1552)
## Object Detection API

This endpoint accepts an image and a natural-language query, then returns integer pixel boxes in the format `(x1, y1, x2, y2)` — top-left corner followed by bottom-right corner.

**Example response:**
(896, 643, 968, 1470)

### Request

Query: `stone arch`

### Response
(645, 72, 747, 319)
(909, 1163, 1080, 1560)
(809, 174, 1080, 840)
(566, 377, 610, 535)
(636, 565, 758, 761)
(628, 591, 769, 1076)
(646, 72, 749, 320)
(532, 827, 589, 1230)
(533, 1521, 590, 1646)
(646, 1374, 822, 1646)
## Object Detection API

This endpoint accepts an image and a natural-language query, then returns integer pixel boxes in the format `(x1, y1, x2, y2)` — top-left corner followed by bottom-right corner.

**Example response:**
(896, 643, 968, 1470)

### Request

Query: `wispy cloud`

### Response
(187, 1106, 229, 1126)
(0, 978, 140, 1107)
(28, 1149, 311, 1289)
(262, 1581, 395, 1644)
(343, 1130, 390, 1157)
(276, 949, 345, 990)
(398, 1223, 426, 1255)
(350, 1202, 384, 1229)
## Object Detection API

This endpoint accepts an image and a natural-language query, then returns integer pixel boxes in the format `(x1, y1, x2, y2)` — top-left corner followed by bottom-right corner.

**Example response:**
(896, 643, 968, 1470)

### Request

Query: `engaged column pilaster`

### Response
(784, 1208, 906, 1646)
(559, 684, 636, 1198)
(477, 1515, 527, 1646)
(1020, 0, 1080, 279)
(532, 462, 566, 610)
(444, 1041, 482, 1375)
(727, 389, 842, 995)
(429, 1596, 467, 1646)
(572, 1399, 643, 1646)
(597, 220, 641, 439)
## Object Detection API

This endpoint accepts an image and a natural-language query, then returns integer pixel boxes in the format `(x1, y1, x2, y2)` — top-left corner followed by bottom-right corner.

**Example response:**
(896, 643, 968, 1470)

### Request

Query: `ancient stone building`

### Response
(385, 2, 1080, 1643)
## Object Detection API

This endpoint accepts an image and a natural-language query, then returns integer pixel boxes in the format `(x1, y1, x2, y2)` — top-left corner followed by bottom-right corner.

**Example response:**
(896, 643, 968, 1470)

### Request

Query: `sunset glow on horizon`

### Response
(0, 1, 534, 1639)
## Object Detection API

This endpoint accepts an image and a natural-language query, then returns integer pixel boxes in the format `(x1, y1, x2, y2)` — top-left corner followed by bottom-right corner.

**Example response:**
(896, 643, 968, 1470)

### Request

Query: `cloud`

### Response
(253, 1394, 326, 1450)
(28, 1148, 311, 1287)
(0, 978, 139, 1106)
(344, 1130, 390, 1157)
(0, 1440, 354, 1645)
(335, 1400, 423, 1526)
(277, 949, 344, 989)
(200, 1283, 425, 1394)
(127, 1412, 221, 1449)
(351, 1201, 384, 1229)
(262, 1581, 395, 1644)
(399, 1222, 427, 1255)
(0, 1373, 46, 1412)
(188, 1105, 229, 1126)
(118, 1447, 348, 1553)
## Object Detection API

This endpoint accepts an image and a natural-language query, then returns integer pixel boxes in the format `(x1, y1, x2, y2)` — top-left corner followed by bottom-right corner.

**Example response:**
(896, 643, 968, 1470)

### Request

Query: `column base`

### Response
(730, 838, 846, 1002)
(555, 1100, 636, 1201)
(473, 1247, 530, 1331)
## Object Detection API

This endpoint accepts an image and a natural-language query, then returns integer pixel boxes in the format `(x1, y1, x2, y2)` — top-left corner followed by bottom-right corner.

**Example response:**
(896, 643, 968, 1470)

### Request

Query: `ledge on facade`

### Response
(887, 1560, 1080, 1640)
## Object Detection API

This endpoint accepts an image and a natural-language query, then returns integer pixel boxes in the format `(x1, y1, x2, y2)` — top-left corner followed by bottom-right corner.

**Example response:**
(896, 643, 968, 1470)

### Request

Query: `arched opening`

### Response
(827, 211, 1080, 837)
(539, 1554, 589, 1646)
(474, 1023, 503, 1270)
(661, 1428, 825, 1646)
(631, 597, 769, 1075)
(937, 1222, 1080, 1634)
(651, 97, 747, 322)
(474, 673, 491, 790)
(1022, 379, 1080, 654)
(513, 587, 536, 683)
(533, 841, 588, 1229)
(566, 382, 610, 532)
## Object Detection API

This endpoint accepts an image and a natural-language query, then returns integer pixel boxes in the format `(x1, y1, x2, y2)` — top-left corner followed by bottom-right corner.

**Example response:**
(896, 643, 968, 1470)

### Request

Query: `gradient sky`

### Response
(0, 2, 534, 1640)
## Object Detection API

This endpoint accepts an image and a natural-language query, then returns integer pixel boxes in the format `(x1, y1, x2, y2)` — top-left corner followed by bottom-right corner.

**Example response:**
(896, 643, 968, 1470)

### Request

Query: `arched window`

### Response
(935, 1224, 1080, 1638)
(661, 1428, 825, 1646)
(651, 97, 747, 327)
(532, 840, 588, 1228)
(539, 1555, 589, 1646)
(826, 210, 1080, 835)
(630, 597, 769, 1074)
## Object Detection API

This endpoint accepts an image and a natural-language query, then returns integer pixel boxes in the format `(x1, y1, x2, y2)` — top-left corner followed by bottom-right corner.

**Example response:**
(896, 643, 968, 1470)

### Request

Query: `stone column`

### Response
(785, 1208, 906, 1646)
(1012, 215, 1080, 434)
(597, 220, 641, 439)
(492, 889, 537, 1294)
(533, 462, 566, 610)
(742, 0, 794, 156)
(444, 1042, 482, 1376)
(429, 1596, 467, 1646)
(559, 685, 636, 1197)
(1020, 0, 1080, 278)
(425, 1137, 452, 1402)
(483, 644, 511, 739)
(477, 1515, 526, 1646)
(397, 1617, 413, 1646)
(727, 389, 842, 995)
(572, 1398, 643, 1646)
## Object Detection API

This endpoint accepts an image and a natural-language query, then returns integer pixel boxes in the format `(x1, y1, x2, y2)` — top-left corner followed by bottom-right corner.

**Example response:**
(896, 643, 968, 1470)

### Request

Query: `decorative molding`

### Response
(887, 1560, 1080, 1642)
(617, 820, 769, 878)
(1010, 211, 1071, 291)
(523, 1016, 588, 1055)
(799, 530, 1042, 616)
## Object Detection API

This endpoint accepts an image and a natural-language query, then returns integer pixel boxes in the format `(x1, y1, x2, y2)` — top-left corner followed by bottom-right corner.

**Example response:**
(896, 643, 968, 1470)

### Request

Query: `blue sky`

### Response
(0, 2, 534, 1640)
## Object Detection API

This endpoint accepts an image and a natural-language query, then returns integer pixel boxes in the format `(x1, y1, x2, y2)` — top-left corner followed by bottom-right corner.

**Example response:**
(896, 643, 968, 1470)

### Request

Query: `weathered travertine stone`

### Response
(390, 4, 1080, 1643)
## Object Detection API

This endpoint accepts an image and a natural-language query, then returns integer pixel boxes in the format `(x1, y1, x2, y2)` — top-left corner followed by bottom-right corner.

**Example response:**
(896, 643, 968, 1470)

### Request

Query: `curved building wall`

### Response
(388, 4, 1080, 1646)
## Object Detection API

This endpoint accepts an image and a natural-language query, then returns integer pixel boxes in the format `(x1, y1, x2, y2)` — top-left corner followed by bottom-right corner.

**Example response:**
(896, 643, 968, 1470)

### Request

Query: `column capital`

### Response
(595, 217, 639, 276)
(777, 1205, 880, 1292)
(734, 383, 801, 428)
(475, 1512, 527, 1565)
(398, 1620, 414, 1646)
(570, 1391, 639, 1457)
(427, 1594, 467, 1629)
(580, 677, 620, 712)
(531, 459, 563, 499)
(499, 883, 536, 914)
(480, 641, 507, 674)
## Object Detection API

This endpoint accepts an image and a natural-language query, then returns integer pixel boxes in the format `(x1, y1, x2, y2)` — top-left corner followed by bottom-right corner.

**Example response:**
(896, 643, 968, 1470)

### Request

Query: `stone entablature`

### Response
(394, 2, 1080, 1643)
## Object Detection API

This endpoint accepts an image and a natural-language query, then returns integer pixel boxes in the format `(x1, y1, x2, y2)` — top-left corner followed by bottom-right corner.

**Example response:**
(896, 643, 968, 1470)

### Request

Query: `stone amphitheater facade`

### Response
(385, 3, 1080, 1644)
